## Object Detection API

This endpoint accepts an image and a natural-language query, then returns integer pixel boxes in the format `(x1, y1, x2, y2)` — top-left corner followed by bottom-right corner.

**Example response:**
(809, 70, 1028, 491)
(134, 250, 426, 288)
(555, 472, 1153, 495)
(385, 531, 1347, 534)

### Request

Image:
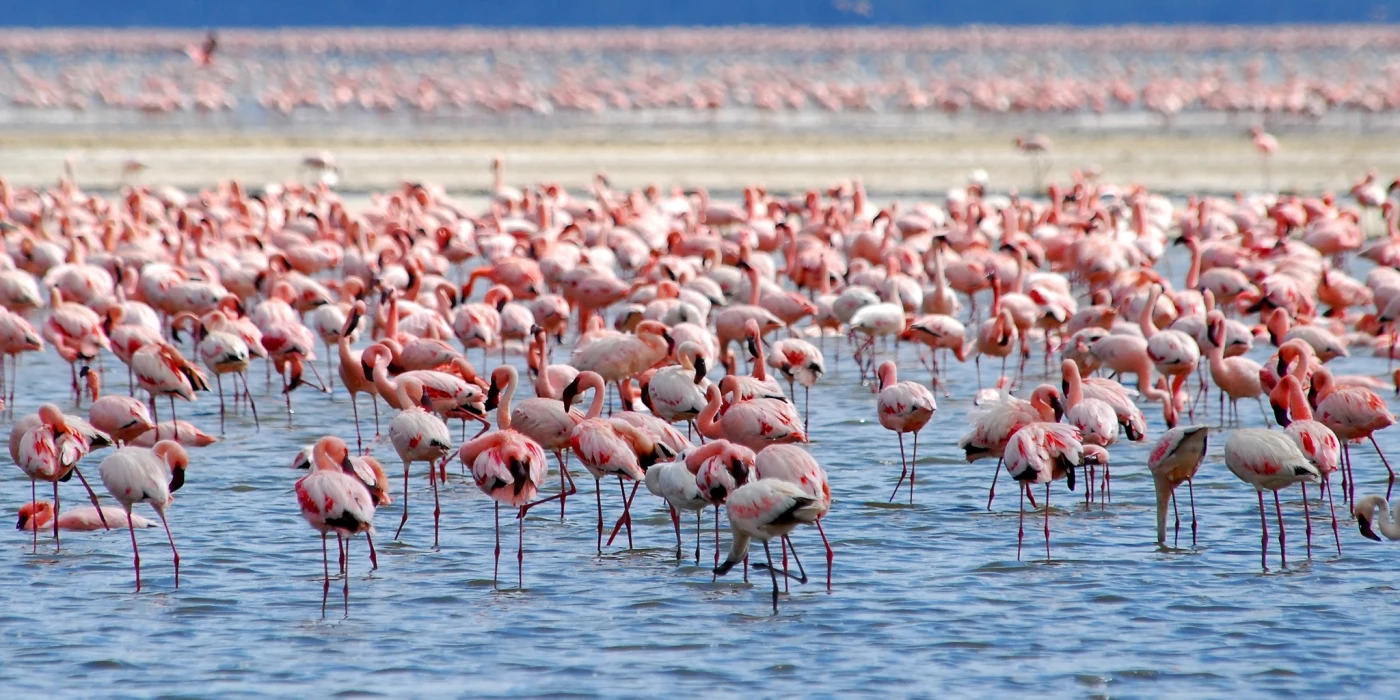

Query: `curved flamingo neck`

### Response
(396, 377, 420, 411)
(697, 386, 724, 439)
(751, 335, 769, 381)
(1139, 287, 1160, 339)
(746, 265, 761, 306)
(1064, 367, 1083, 406)
(1286, 380, 1314, 421)
(583, 373, 606, 419)
(497, 368, 518, 430)
(1361, 496, 1400, 539)
(1185, 241, 1202, 289)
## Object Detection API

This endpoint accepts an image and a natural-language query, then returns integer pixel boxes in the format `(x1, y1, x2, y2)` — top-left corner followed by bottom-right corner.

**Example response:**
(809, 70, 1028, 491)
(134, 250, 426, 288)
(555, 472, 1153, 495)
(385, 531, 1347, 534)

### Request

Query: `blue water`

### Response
(3, 250, 1399, 697)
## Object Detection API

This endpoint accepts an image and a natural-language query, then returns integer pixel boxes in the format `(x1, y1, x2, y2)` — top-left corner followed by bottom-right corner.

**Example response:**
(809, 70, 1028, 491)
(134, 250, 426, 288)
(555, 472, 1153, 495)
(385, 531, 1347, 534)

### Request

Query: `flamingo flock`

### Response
(10, 28, 1400, 127)
(8, 146, 1400, 617)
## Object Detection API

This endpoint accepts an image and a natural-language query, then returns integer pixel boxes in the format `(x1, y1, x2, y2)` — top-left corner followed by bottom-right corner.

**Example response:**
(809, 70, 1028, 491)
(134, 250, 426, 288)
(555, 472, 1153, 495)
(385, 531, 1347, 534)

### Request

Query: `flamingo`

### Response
(1311, 367, 1397, 503)
(176, 311, 257, 432)
(754, 444, 835, 589)
(14, 403, 112, 552)
(1005, 423, 1082, 560)
(712, 478, 823, 613)
(696, 383, 806, 452)
(644, 452, 708, 563)
(569, 320, 672, 410)
(1354, 495, 1400, 542)
(1147, 425, 1209, 547)
(874, 361, 937, 503)
(1061, 359, 1118, 499)
(17, 501, 154, 531)
(498, 362, 582, 519)
(295, 436, 375, 609)
(131, 342, 209, 442)
(338, 302, 379, 452)
(83, 367, 155, 445)
(385, 379, 453, 546)
(1204, 314, 1266, 426)
(1224, 429, 1321, 571)
(644, 340, 711, 433)
(766, 337, 824, 431)
(564, 371, 674, 551)
(1271, 375, 1343, 555)
(959, 384, 1064, 510)
(901, 313, 967, 397)
(98, 440, 190, 591)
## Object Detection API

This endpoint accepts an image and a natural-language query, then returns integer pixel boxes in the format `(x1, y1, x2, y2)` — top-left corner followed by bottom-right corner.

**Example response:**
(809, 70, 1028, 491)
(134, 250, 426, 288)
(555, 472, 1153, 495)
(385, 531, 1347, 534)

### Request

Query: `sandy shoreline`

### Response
(4, 129, 1398, 196)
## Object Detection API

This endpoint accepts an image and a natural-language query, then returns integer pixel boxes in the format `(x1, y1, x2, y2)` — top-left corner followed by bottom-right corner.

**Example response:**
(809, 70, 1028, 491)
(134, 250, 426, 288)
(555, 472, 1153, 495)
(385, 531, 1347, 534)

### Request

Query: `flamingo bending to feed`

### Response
(1005, 423, 1083, 560)
(1224, 429, 1321, 571)
(17, 501, 153, 531)
(755, 444, 835, 589)
(1355, 495, 1400, 542)
(295, 436, 376, 606)
(713, 478, 823, 613)
(874, 361, 936, 503)
(1147, 425, 1209, 547)
(99, 440, 190, 591)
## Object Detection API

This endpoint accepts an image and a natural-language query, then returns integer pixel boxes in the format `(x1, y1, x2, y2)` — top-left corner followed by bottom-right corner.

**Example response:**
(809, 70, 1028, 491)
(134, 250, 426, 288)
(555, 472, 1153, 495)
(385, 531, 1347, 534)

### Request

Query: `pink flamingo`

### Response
(568, 320, 671, 409)
(385, 378, 454, 546)
(696, 382, 806, 452)
(960, 384, 1064, 510)
(1311, 367, 1397, 502)
(1205, 314, 1266, 425)
(14, 403, 112, 551)
(98, 440, 189, 591)
(338, 302, 379, 452)
(713, 478, 822, 613)
(874, 361, 937, 503)
(1148, 425, 1209, 547)
(754, 444, 835, 589)
(176, 311, 257, 432)
(0, 308, 43, 409)
(460, 366, 557, 588)
(83, 367, 155, 445)
(295, 436, 375, 608)
(18, 501, 153, 532)
(1225, 428, 1320, 571)
(131, 342, 210, 442)
(644, 453, 708, 563)
(1272, 375, 1343, 555)
(1005, 423, 1082, 560)
(565, 371, 672, 552)
(490, 363, 579, 519)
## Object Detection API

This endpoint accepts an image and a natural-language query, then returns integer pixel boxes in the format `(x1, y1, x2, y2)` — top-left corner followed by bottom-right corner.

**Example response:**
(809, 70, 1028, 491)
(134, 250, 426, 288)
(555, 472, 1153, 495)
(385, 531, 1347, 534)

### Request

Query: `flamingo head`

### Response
(16, 501, 54, 531)
(153, 440, 190, 492)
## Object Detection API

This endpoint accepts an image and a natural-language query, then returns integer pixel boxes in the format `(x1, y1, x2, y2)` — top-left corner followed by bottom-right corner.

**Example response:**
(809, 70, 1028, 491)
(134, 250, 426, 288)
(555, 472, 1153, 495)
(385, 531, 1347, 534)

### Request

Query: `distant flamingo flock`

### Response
(8, 146, 1400, 615)
(9, 27, 1400, 125)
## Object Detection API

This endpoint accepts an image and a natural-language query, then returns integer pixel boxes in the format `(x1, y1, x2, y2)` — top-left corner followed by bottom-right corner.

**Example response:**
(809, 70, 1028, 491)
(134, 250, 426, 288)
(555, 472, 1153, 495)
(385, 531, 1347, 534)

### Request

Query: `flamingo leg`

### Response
(493, 501, 500, 589)
(713, 506, 720, 582)
(393, 460, 410, 541)
(780, 534, 809, 583)
(1370, 435, 1396, 501)
(343, 536, 351, 616)
(1325, 476, 1341, 556)
(1017, 483, 1025, 561)
(987, 456, 1003, 511)
(906, 428, 919, 503)
(815, 519, 834, 590)
(696, 510, 702, 565)
(1302, 483, 1313, 559)
(52, 481, 60, 552)
(889, 432, 908, 502)
(1273, 489, 1287, 569)
(351, 393, 363, 453)
(72, 467, 109, 530)
(366, 532, 379, 570)
(594, 477, 603, 554)
(781, 537, 789, 593)
(217, 374, 226, 433)
(1044, 482, 1051, 560)
(763, 540, 780, 614)
(239, 372, 260, 431)
(30, 479, 37, 553)
(669, 505, 682, 560)
(157, 508, 179, 588)
(518, 508, 525, 589)
(1188, 478, 1198, 547)
(321, 531, 330, 604)
(430, 457, 441, 549)
(1257, 490, 1269, 572)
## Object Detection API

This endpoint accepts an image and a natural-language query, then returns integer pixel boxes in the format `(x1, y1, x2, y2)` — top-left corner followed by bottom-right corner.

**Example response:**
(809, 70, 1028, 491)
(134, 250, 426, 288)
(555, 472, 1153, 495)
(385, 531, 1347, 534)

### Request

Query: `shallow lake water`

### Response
(3, 251, 1399, 697)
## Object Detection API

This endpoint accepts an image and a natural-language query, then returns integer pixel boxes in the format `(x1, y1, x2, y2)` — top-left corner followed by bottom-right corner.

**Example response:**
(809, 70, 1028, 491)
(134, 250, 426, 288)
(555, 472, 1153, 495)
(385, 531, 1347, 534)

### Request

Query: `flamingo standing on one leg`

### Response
(1147, 425, 1209, 548)
(1224, 429, 1321, 572)
(98, 440, 190, 591)
(874, 361, 936, 503)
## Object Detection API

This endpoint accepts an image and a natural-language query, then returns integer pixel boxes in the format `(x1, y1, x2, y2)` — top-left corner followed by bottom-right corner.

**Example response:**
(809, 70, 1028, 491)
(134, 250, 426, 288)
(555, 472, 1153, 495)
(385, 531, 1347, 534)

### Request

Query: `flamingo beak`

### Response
(1066, 461, 1076, 492)
(561, 376, 581, 410)
(485, 378, 500, 411)
(16, 512, 28, 530)
(1051, 396, 1065, 422)
(693, 357, 707, 384)
(1273, 402, 1291, 428)
(341, 454, 355, 473)
(1358, 514, 1382, 541)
